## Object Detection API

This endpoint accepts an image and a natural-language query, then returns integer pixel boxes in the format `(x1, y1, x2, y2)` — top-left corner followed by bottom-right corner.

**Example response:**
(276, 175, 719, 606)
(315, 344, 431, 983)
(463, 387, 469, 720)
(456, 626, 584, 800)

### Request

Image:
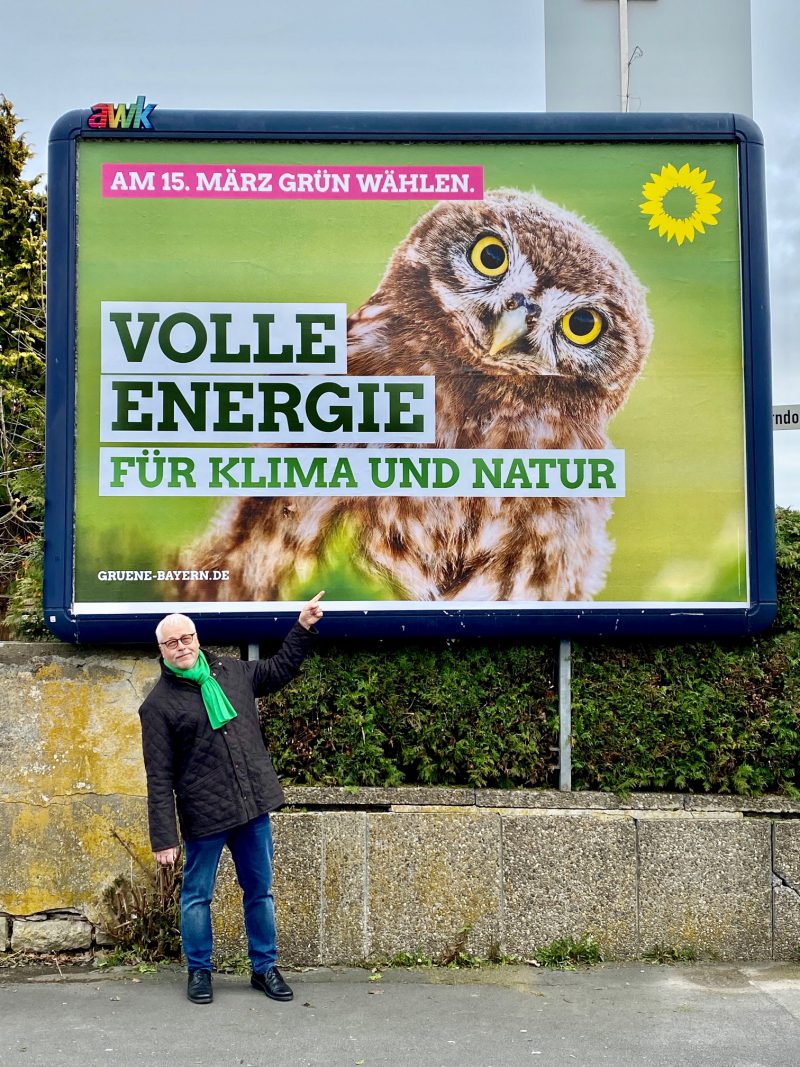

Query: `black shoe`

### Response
(187, 969, 213, 1004)
(251, 967, 293, 1001)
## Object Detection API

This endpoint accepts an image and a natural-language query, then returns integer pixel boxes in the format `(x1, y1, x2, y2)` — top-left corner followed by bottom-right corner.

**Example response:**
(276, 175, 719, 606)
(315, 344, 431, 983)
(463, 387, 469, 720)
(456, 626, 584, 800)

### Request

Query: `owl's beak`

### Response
(489, 305, 528, 357)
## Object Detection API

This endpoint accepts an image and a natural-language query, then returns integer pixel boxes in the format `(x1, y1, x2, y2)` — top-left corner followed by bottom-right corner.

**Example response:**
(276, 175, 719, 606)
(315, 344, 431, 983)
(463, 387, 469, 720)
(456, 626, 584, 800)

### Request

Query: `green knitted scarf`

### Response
(164, 650, 237, 730)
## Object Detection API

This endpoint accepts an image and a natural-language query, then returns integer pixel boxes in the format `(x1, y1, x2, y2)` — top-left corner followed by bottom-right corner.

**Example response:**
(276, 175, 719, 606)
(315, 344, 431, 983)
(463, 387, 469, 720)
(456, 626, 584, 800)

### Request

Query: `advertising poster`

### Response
(45, 113, 775, 640)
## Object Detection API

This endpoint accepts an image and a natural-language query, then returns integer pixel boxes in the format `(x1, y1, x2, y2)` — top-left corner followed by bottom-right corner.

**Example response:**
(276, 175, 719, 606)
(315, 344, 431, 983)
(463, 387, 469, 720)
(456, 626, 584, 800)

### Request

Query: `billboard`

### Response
(45, 110, 775, 641)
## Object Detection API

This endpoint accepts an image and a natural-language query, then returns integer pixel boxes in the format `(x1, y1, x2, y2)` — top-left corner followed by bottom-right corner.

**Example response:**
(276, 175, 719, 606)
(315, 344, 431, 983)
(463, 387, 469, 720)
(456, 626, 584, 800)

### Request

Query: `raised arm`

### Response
(251, 591, 324, 695)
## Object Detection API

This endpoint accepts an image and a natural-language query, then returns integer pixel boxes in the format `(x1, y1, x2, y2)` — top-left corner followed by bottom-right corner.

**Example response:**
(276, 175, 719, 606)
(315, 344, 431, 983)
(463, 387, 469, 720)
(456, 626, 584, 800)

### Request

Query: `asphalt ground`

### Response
(2, 961, 800, 1067)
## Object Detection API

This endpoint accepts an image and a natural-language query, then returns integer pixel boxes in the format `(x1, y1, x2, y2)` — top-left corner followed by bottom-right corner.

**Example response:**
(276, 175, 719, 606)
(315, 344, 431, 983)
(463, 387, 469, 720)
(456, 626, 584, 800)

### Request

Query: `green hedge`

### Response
(262, 642, 557, 788)
(260, 509, 800, 796)
(570, 633, 799, 795)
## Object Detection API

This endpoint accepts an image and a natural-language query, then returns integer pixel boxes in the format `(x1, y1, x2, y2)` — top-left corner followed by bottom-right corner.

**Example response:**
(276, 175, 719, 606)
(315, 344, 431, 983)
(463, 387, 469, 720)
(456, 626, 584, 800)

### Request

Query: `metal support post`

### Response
(558, 639, 572, 791)
(619, 0, 630, 112)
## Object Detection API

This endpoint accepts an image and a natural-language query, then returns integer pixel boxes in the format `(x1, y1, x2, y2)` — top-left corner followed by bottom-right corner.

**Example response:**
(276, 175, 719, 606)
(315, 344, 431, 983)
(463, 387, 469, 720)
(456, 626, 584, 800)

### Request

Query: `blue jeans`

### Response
(181, 813, 277, 973)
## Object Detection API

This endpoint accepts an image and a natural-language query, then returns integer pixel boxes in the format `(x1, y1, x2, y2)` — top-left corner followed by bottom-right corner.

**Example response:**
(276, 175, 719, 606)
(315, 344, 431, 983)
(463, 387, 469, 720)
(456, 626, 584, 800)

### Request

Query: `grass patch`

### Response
(531, 934, 603, 970)
(642, 944, 698, 964)
(216, 951, 253, 975)
(95, 948, 159, 973)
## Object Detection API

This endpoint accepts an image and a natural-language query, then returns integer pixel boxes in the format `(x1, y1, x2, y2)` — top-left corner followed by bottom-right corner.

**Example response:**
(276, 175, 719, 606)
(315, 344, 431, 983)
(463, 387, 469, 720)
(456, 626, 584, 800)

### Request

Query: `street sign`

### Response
(773, 405, 800, 430)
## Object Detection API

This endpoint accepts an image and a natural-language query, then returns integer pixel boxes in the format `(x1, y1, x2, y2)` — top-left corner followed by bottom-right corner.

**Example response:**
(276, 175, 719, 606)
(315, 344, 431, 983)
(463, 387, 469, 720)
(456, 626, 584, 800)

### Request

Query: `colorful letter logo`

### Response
(88, 96, 156, 131)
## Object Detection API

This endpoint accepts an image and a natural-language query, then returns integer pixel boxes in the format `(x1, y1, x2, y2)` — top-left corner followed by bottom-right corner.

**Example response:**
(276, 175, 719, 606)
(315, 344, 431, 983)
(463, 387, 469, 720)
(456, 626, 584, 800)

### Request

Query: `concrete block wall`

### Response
(2, 642, 800, 963)
(234, 788, 800, 965)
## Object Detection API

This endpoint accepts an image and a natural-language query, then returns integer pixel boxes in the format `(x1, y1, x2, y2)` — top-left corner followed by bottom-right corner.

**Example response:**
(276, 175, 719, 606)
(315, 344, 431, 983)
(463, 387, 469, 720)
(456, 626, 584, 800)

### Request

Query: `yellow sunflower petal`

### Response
(641, 161, 724, 245)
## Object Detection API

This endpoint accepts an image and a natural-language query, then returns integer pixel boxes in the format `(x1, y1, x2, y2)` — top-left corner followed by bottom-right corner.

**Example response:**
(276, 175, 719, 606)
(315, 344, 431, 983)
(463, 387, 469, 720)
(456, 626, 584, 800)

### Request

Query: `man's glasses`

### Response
(159, 632, 197, 651)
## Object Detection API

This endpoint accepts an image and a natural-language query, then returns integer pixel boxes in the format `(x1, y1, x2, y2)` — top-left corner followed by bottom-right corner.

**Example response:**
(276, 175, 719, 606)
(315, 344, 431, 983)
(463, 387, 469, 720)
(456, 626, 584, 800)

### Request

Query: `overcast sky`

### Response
(4, 0, 798, 506)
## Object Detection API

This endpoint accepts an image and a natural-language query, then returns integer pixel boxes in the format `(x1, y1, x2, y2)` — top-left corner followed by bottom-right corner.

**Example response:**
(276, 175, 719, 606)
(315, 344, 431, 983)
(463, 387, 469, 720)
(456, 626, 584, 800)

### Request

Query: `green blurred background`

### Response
(74, 140, 746, 605)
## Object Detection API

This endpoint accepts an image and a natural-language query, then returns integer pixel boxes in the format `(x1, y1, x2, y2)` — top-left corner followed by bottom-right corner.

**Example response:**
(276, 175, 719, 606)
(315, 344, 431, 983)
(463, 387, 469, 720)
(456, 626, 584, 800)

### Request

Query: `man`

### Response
(138, 592, 324, 1005)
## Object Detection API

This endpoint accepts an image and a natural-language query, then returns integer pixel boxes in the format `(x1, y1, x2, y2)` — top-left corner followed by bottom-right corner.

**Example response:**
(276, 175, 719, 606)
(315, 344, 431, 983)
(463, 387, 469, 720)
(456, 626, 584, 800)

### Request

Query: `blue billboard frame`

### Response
(45, 110, 775, 643)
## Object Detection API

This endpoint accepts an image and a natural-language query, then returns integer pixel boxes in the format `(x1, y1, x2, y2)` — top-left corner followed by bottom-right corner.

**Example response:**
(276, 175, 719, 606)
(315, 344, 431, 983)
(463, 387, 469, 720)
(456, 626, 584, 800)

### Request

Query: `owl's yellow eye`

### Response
(560, 308, 604, 345)
(469, 235, 509, 277)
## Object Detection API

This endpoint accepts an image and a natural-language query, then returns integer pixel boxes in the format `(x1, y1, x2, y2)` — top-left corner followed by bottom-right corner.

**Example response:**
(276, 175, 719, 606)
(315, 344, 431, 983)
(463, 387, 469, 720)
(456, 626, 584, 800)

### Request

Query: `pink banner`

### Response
(102, 164, 484, 200)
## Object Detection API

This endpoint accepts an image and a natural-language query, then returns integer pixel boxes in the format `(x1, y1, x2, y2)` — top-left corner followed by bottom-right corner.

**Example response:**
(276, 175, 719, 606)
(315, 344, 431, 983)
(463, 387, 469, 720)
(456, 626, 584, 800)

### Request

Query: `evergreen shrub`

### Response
(261, 641, 557, 788)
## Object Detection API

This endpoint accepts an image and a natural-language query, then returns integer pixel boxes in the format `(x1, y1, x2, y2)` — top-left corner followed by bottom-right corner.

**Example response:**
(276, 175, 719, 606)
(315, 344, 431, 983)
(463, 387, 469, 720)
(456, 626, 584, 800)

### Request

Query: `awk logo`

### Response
(88, 96, 156, 131)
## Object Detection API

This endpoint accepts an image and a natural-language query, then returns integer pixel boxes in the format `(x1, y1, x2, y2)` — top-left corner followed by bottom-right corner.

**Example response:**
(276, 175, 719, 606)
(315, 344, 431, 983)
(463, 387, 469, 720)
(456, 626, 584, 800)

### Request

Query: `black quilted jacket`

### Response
(138, 623, 315, 850)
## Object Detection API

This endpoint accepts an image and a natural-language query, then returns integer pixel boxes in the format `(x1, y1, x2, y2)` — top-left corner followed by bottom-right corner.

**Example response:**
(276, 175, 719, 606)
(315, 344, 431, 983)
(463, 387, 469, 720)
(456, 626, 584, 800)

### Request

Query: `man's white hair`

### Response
(155, 613, 196, 643)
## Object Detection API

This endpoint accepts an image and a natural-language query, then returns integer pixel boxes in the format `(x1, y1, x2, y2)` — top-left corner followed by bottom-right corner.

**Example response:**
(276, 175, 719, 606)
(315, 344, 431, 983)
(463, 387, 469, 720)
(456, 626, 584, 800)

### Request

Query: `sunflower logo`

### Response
(640, 163, 722, 245)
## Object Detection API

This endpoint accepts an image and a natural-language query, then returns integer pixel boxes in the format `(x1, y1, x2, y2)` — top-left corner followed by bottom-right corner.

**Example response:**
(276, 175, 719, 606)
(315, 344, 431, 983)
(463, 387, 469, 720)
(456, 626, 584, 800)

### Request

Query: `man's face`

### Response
(159, 617, 200, 670)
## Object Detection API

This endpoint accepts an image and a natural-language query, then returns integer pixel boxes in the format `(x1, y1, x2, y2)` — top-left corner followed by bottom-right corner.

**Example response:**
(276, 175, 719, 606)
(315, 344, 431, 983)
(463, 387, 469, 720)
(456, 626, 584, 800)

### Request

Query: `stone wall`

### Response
(260, 787, 800, 964)
(2, 642, 800, 962)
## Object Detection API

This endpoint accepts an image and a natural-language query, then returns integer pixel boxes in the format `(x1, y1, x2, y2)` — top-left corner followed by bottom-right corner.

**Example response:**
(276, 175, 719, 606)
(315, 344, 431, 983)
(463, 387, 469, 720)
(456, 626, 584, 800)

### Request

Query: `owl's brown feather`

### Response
(179, 190, 652, 603)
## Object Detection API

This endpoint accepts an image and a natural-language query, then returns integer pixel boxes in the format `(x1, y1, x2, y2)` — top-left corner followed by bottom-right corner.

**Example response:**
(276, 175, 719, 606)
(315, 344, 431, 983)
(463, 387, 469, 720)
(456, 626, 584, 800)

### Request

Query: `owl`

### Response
(179, 189, 653, 604)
